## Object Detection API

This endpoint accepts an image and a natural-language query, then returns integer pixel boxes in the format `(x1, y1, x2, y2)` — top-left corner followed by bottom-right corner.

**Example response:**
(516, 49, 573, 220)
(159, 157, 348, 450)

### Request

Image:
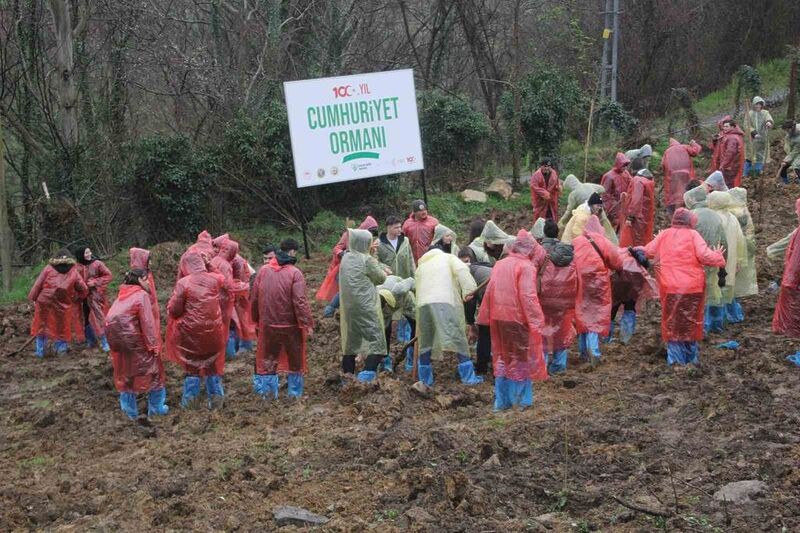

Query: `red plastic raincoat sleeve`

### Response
(530, 171, 550, 201)
(28, 267, 49, 301)
(75, 275, 88, 300)
(518, 264, 545, 330)
(642, 232, 663, 258)
(89, 261, 113, 290)
(167, 283, 186, 319)
(138, 292, 160, 353)
(292, 270, 315, 331)
(250, 268, 263, 324)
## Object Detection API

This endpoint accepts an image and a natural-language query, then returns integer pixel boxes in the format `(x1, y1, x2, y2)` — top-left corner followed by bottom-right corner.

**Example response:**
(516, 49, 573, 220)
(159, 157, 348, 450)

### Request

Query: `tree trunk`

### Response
(0, 120, 12, 292)
(47, 0, 79, 149)
(789, 56, 798, 121)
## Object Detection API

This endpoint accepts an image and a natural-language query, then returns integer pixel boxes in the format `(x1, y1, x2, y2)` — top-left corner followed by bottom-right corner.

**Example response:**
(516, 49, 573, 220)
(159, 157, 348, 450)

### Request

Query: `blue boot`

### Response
(605, 321, 615, 343)
(54, 340, 69, 355)
(226, 331, 238, 358)
(323, 293, 340, 318)
(287, 373, 304, 398)
(356, 370, 377, 383)
(548, 349, 568, 374)
(457, 358, 484, 385)
(253, 374, 279, 399)
(579, 333, 601, 361)
(380, 355, 394, 373)
(404, 348, 414, 372)
(206, 375, 225, 409)
(99, 336, 110, 353)
(84, 324, 97, 347)
(397, 318, 412, 342)
(725, 299, 744, 323)
(238, 339, 255, 352)
(147, 387, 169, 416)
(620, 310, 637, 345)
(181, 376, 202, 408)
(34, 335, 47, 358)
(417, 364, 434, 387)
(666, 341, 699, 366)
(708, 306, 725, 333)
(507, 379, 533, 409)
(119, 392, 138, 419)
(493, 377, 512, 411)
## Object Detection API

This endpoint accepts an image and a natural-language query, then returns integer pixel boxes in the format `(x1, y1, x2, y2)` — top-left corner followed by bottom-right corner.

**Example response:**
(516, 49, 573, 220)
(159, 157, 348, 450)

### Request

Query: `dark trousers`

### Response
(475, 324, 492, 374)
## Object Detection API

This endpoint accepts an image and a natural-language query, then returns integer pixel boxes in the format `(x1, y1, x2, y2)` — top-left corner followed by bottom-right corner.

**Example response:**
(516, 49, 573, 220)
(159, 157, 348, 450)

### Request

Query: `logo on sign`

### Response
(317, 168, 325, 178)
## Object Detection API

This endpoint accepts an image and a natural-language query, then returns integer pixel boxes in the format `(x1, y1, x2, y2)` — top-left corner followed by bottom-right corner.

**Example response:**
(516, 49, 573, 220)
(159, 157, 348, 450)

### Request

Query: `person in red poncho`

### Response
(166, 252, 227, 408)
(176, 230, 214, 281)
(716, 117, 745, 189)
(209, 236, 251, 358)
(129, 247, 161, 350)
(772, 198, 800, 365)
(618, 169, 656, 248)
(230, 252, 257, 354)
(74, 246, 113, 352)
(251, 239, 315, 398)
(318, 216, 379, 317)
(536, 220, 577, 375)
(105, 269, 168, 419)
(530, 158, 561, 222)
(402, 199, 439, 263)
(572, 200, 624, 362)
(661, 138, 702, 217)
(641, 208, 725, 368)
(29, 249, 88, 357)
(601, 152, 632, 231)
(477, 230, 546, 411)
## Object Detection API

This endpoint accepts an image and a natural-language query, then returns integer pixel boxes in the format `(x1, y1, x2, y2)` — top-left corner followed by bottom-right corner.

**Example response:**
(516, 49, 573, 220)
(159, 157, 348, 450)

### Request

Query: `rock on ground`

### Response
(461, 189, 487, 203)
(713, 480, 768, 504)
(272, 505, 329, 526)
(485, 178, 513, 200)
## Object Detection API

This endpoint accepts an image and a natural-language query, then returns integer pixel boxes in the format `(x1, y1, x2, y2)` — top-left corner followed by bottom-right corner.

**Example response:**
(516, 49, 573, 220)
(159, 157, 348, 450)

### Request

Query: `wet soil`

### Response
(1, 147, 800, 531)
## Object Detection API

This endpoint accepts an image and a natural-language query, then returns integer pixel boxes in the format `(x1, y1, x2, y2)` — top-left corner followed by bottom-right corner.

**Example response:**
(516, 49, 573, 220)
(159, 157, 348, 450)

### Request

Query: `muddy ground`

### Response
(2, 153, 800, 532)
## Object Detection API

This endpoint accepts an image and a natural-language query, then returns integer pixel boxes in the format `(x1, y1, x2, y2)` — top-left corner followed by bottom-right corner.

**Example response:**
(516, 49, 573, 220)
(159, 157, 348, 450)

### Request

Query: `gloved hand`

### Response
(750, 130, 757, 139)
(717, 267, 727, 288)
(628, 247, 649, 268)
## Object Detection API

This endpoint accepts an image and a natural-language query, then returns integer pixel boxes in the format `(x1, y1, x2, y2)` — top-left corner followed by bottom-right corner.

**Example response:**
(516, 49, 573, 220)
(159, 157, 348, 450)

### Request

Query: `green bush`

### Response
(596, 99, 639, 138)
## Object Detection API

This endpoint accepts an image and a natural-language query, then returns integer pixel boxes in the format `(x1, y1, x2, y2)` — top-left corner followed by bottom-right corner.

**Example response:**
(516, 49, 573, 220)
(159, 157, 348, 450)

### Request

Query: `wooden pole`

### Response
(584, 98, 595, 181)
(0, 119, 12, 293)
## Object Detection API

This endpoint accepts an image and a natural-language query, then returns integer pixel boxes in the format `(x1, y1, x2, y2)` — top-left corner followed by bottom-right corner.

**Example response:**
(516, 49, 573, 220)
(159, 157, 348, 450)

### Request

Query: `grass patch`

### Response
(30, 399, 52, 409)
(0, 261, 46, 305)
(20, 455, 53, 469)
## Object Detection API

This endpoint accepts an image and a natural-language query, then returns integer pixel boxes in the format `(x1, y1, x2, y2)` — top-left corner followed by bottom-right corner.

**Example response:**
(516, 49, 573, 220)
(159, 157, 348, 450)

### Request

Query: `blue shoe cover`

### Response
(604, 321, 615, 343)
(356, 370, 377, 383)
(620, 311, 637, 344)
(579, 333, 601, 361)
(493, 377, 512, 411)
(404, 348, 414, 372)
(99, 336, 110, 353)
(35, 335, 47, 358)
(705, 306, 724, 334)
(457, 360, 484, 385)
(786, 352, 800, 367)
(493, 377, 532, 410)
(253, 374, 279, 399)
(147, 387, 169, 416)
(84, 324, 97, 347)
(417, 364, 434, 387)
(206, 375, 224, 397)
(718, 340, 740, 350)
(181, 376, 202, 408)
(397, 318, 412, 342)
(548, 349, 568, 374)
(226, 331, 238, 357)
(380, 355, 394, 373)
(725, 300, 744, 323)
(54, 340, 69, 355)
(287, 373, 304, 398)
(666, 341, 699, 366)
(238, 340, 255, 352)
(119, 392, 138, 419)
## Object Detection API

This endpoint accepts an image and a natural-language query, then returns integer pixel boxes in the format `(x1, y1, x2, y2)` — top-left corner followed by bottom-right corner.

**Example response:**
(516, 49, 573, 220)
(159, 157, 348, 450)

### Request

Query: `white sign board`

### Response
(284, 69, 425, 188)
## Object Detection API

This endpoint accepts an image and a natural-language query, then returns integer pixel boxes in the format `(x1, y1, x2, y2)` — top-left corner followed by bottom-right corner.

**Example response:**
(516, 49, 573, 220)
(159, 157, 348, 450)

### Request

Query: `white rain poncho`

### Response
(339, 229, 387, 355)
(704, 171, 728, 192)
(558, 178, 617, 244)
(767, 230, 796, 261)
(728, 188, 758, 297)
(432, 224, 460, 256)
(531, 218, 546, 240)
(377, 234, 416, 279)
(415, 248, 477, 359)
(561, 203, 619, 245)
(377, 275, 416, 323)
(684, 186, 725, 306)
(470, 220, 514, 264)
(707, 191, 747, 304)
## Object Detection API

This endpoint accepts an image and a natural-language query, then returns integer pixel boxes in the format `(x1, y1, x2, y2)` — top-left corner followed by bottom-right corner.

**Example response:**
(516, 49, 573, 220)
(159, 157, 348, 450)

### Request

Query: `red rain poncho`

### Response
(477, 230, 547, 381)
(177, 230, 215, 281)
(718, 122, 745, 188)
(402, 212, 440, 263)
(530, 167, 561, 221)
(29, 260, 88, 340)
(79, 258, 113, 337)
(212, 233, 230, 254)
(209, 237, 250, 334)
(661, 138, 702, 208)
(773, 199, 800, 337)
(643, 208, 726, 341)
(231, 254, 257, 342)
(130, 247, 161, 348)
(106, 284, 164, 393)
(166, 253, 226, 376)
(572, 216, 624, 336)
(618, 174, 656, 247)
(538, 241, 577, 352)
(708, 118, 725, 173)
(316, 216, 378, 302)
(251, 257, 315, 374)
(611, 248, 658, 311)
(601, 152, 632, 229)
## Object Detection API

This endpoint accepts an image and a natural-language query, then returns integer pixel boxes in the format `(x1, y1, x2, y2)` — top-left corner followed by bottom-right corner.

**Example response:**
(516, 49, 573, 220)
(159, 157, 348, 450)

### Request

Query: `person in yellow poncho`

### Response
(561, 192, 619, 245)
(727, 188, 758, 322)
(431, 224, 460, 256)
(707, 191, 747, 326)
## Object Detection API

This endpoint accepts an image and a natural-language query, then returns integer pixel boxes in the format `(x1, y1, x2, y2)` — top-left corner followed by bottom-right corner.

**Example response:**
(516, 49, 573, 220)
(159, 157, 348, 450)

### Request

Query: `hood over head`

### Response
(637, 144, 653, 158)
(683, 185, 708, 209)
(212, 233, 230, 249)
(358, 216, 379, 232)
(563, 174, 581, 191)
(613, 152, 631, 171)
(197, 230, 212, 245)
(752, 96, 765, 106)
(707, 191, 735, 210)
(531, 218, 546, 240)
(672, 208, 698, 228)
(481, 220, 514, 245)
(129, 247, 151, 270)
(508, 229, 539, 260)
(183, 252, 206, 274)
(50, 249, 76, 273)
(433, 224, 456, 245)
(347, 228, 373, 254)
(218, 239, 239, 262)
(704, 171, 728, 192)
(728, 187, 747, 207)
(669, 137, 680, 147)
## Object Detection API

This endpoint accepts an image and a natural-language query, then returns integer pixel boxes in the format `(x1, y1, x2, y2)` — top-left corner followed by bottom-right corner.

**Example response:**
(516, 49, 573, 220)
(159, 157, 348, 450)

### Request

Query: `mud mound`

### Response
(148, 241, 186, 290)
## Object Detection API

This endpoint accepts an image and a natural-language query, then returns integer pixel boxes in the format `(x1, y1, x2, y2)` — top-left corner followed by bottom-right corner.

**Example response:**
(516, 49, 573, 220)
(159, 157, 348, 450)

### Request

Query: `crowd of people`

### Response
(25, 95, 800, 417)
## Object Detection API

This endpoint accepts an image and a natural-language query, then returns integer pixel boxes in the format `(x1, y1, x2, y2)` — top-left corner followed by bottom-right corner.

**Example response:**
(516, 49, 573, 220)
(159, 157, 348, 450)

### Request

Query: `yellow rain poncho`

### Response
(432, 224, 460, 256)
(684, 185, 725, 306)
(561, 203, 619, 245)
(469, 220, 514, 264)
(707, 191, 747, 304)
(558, 175, 616, 240)
(728, 188, 758, 297)
(767, 230, 796, 261)
(339, 229, 387, 356)
(377, 276, 416, 323)
(377, 233, 416, 279)
(415, 248, 477, 359)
